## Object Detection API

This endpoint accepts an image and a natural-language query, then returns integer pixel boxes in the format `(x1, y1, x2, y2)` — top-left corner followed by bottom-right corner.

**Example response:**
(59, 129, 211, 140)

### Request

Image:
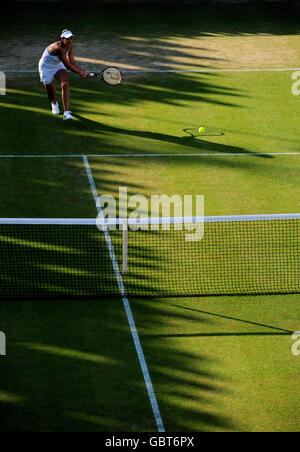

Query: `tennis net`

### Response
(0, 214, 299, 299)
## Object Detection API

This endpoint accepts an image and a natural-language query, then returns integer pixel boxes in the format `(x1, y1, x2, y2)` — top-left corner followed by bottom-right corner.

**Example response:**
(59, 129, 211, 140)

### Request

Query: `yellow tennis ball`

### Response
(199, 127, 205, 134)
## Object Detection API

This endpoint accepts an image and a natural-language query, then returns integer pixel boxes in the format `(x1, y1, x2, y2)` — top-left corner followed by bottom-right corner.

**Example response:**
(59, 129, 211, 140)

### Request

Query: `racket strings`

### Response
(103, 68, 122, 85)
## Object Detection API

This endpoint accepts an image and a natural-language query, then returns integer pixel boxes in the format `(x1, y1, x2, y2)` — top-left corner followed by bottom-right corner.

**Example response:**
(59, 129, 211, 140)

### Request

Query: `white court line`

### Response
(2, 214, 299, 225)
(0, 155, 83, 158)
(82, 155, 165, 433)
(2, 68, 300, 73)
(0, 153, 299, 158)
(125, 68, 300, 74)
(87, 153, 300, 157)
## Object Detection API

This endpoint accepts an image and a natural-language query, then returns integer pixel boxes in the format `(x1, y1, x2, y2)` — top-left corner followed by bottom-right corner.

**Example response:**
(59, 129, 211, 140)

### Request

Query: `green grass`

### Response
(0, 4, 299, 431)
(1, 71, 299, 217)
(131, 295, 300, 432)
(1, 293, 299, 432)
(0, 298, 156, 432)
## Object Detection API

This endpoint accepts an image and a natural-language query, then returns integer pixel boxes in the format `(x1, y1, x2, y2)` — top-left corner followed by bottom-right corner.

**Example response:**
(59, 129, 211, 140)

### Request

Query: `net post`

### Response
(122, 219, 128, 275)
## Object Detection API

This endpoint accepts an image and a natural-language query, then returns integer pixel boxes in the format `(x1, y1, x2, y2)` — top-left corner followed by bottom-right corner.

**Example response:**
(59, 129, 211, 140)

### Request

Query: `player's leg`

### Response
(55, 69, 74, 119)
(44, 81, 60, 114)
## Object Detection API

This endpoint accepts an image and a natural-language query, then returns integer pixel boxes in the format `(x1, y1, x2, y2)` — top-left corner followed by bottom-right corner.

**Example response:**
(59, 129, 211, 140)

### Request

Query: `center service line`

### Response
(82, 155, 165, 433)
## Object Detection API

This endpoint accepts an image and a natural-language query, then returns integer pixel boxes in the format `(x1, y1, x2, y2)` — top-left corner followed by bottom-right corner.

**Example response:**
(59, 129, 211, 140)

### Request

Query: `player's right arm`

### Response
(57, 48, 88, 77)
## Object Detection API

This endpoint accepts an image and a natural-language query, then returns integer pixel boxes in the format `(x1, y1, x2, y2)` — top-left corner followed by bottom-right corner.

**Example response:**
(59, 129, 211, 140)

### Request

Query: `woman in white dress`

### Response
(39, 29, 90, 120)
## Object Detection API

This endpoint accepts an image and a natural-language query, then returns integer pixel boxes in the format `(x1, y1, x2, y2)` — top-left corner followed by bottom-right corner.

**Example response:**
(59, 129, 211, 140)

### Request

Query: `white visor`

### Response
(61, 30, 73, 39)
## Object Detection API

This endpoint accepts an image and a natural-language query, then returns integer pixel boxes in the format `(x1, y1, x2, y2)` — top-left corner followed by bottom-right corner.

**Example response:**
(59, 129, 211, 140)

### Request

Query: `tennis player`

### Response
(39, 29, 91, 120)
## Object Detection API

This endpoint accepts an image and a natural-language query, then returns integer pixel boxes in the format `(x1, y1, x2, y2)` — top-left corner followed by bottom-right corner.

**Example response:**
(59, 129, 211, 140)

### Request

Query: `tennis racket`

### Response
(90, 67, 122, 86)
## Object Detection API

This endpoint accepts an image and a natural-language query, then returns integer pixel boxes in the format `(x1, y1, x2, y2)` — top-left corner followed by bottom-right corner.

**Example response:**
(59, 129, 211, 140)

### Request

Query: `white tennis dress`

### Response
(38, 47, 68, 85)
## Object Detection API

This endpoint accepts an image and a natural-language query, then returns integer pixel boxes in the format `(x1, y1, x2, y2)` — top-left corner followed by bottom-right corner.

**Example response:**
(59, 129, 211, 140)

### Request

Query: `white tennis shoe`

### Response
(51, 102, 60, 115)
(63, 111, 75, 121)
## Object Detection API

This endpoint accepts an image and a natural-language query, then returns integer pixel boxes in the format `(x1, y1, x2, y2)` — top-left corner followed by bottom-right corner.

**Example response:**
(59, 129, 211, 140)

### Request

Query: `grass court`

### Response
(0, 1, 299, 432)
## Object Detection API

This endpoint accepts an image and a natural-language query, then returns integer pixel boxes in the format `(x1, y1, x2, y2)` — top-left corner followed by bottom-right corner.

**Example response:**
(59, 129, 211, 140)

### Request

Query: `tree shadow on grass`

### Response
(171, 305, 293, 334)
(0, 24, 296, 430)
(0, 298, 157, 432)
(74, 70, 246, 110)
(0, 296, 236, 432)
(67, 113, 273, 159)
